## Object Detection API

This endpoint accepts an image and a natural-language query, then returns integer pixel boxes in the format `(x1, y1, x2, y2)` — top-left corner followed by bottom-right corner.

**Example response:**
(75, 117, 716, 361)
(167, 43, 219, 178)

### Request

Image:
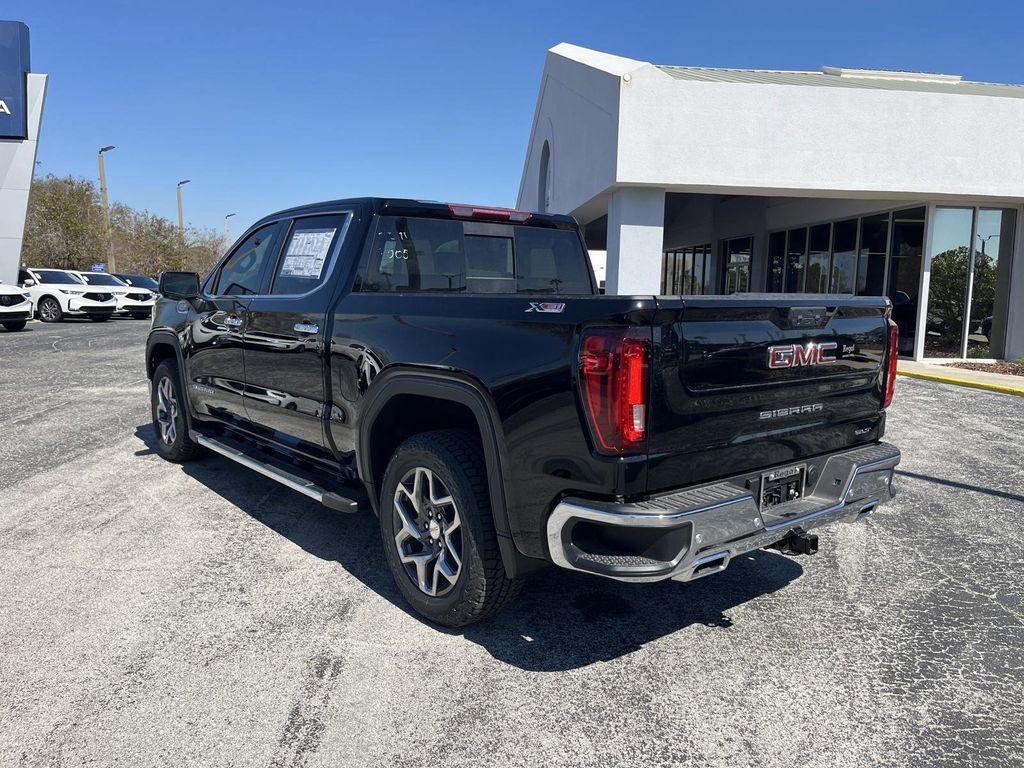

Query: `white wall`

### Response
(618, 64, 1024, 202)
(0, 73, 47, 286)
(605, 187, 664, 294)
(516, 45, 625, 215)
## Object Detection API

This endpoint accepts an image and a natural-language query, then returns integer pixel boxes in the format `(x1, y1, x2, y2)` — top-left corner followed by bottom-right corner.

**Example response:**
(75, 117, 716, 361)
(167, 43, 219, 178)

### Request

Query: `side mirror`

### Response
(23, 278, 35, 287)
(159, 271, 201, 300)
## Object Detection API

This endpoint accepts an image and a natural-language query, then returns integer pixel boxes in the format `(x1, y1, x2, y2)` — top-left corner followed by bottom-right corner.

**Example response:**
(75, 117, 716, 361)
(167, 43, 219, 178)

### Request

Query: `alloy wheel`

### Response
(155, 376, 178, 445)
(392, 466, 463, 597)
(39, 299, 59, 321)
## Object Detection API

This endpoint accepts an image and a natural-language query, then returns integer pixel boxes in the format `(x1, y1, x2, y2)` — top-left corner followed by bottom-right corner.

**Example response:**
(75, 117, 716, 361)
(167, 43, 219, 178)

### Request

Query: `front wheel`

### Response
(38, 297, 62, 323)
(2, 320, 27, 332)
(150, 359, 200, 463)
(380, 429, 521, 627)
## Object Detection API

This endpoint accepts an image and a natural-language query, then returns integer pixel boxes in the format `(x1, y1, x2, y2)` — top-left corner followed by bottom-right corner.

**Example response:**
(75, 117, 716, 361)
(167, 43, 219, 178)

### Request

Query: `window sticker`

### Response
(280, 228, 336, 279)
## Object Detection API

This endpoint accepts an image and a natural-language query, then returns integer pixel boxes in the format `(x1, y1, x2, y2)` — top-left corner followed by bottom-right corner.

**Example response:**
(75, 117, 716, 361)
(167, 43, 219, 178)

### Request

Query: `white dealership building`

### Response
(517, 44, 1024, 361)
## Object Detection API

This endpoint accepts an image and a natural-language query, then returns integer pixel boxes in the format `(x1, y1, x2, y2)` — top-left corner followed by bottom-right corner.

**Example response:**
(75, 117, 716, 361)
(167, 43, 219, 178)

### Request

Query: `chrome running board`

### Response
(195, 435, 360, 513)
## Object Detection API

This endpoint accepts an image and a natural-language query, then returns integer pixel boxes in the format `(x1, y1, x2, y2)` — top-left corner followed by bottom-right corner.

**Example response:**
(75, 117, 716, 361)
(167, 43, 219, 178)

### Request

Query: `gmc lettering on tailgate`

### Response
(768, 342, 838, 369)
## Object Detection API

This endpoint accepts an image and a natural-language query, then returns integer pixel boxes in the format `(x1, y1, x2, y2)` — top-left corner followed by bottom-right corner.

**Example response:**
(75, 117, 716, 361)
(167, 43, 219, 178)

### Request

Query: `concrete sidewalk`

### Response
(897, 359, 1024, 396)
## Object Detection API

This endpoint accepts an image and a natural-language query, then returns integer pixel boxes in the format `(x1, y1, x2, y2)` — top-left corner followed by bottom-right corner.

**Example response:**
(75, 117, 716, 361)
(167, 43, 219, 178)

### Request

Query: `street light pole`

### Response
(176, 179, 191, 237)
(223, 212, 236, 251)
(98, 146, 116, 271)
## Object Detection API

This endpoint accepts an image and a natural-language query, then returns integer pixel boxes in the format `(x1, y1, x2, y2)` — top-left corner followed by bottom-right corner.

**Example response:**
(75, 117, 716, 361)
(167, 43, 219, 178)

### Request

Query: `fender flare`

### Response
(358, 369, 535, 576)
(146, 330, 196, 434)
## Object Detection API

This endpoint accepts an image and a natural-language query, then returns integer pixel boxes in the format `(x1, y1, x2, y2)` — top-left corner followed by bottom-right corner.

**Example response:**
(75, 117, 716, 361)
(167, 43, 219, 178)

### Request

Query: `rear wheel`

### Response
(2, 320, 26, 331)
(151, 359, 200, 463)
(380, 429, 521, 627)
(38, 297, 62, 323)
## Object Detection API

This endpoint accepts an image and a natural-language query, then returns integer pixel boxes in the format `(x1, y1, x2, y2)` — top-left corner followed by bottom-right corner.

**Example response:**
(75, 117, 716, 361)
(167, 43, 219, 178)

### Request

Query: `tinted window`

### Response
(81, 273, 126, 287)
(270, 214, 350, 295)
(117, 274, 159, 291)
(360, 217, 592, 294)
(214, 223, 281, 296)
(514, 227, 592, 294)
(766, 231, 786, 292)
(34, 270, 83, 285)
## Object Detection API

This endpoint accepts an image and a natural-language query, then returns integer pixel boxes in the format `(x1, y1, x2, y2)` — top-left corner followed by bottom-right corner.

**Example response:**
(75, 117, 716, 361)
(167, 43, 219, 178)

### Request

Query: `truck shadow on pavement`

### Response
(135, 424, 804, 672)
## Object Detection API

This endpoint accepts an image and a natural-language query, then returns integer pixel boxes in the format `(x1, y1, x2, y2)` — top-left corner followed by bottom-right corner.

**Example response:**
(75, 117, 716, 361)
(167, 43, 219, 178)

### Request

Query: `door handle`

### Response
(224, 315, 243, 328)
(293, 322, 319, 334)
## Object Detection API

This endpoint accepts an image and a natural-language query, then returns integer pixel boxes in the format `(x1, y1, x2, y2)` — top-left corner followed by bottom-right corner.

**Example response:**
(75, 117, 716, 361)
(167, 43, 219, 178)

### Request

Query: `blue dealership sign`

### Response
(91, 263, 106, 272)
(0, 21, 30, 140)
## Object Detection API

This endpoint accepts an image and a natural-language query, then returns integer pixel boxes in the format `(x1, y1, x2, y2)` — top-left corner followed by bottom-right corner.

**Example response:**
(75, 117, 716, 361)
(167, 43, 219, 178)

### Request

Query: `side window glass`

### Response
(362, 217, 466, 292)
(270, 214, 350, 295)
(214, 223, 281, 296)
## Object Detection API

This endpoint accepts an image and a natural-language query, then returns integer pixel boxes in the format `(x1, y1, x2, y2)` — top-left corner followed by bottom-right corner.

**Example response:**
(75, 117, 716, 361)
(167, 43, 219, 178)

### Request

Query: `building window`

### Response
(857, 213, 889, 296)
(830, 219, 858, 293)
(785, 228, 806, 292)
(721, 236, 752, 293)
(887, 207, 926, 357)
(806, 223, 831, 294)
(925, 206, 1017, 359)
(767, 231, 786, 292)
(661, 243, 711, 295)
(767, 208, 920, 299)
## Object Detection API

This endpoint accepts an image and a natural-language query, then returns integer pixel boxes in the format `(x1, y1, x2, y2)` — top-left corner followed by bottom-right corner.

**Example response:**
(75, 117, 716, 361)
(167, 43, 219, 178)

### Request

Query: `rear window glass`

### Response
(359, 216, 592, 294)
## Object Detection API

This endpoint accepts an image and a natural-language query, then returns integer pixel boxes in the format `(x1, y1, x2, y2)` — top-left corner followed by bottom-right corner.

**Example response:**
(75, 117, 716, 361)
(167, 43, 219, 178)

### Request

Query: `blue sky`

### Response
(9, 0, 1024, 236)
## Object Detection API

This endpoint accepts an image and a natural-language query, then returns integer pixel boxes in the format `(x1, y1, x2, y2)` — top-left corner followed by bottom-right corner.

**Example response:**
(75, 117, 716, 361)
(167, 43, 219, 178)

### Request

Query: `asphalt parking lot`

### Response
(1, 319, 1022, 767)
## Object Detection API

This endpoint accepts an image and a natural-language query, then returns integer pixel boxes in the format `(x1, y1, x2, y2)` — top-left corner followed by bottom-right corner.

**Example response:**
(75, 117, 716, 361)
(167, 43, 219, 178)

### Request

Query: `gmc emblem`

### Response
(768, 341, 838, 369)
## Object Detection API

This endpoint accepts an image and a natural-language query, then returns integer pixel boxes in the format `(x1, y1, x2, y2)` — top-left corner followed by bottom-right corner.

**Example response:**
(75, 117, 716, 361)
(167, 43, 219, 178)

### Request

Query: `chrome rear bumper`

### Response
(546, 442, 900, 583)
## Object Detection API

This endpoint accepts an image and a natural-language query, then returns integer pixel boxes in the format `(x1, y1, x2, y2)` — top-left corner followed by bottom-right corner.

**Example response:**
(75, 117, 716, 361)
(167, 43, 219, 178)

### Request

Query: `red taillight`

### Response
(447, 204, 533, 223)
(580, 329, 649, 454)
(883, 319, 899, 408)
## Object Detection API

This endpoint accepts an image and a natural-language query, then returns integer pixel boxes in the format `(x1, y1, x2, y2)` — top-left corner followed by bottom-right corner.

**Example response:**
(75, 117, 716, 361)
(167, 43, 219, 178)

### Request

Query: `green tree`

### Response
(24, 174, 224, 278)
(21, 175, 106, 270)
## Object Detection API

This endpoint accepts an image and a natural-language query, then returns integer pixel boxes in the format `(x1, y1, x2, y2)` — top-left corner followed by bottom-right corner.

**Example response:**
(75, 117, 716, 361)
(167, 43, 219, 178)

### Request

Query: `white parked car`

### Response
(70, 270, 156, 319)
(0, 280, 33, 331)
(19, 267, 118, 323)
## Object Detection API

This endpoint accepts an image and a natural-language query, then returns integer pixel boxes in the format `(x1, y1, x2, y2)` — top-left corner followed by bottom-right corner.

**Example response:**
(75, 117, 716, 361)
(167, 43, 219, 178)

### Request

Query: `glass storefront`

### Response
(887, 207, 926, 357)
(661, 243, 712, 295)
(925, 207, 1018, 359)
(722, 236, 752, 293)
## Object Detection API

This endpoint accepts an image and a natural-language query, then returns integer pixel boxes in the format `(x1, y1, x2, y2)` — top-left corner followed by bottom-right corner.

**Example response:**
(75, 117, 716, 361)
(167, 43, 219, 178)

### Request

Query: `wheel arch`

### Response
(146, 331, 197, 435)
(358, 369, 537, 578)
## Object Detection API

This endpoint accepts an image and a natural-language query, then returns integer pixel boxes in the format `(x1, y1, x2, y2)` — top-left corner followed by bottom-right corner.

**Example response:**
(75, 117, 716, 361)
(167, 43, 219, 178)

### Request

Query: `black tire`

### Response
(91, 315, 109, 322)
(380, 429, 521, 627)
(2, 320, 26, 332)
(150, 359, 200, 463)
(37, 297, 62, 323)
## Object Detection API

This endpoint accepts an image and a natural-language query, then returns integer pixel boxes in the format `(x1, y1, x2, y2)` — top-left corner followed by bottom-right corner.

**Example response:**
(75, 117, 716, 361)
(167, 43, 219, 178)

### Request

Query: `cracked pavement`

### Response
(1, 319, 1022, 767)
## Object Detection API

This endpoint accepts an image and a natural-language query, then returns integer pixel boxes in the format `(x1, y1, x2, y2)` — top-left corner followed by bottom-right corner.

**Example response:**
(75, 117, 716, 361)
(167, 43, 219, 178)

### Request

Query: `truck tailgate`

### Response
(646, 295, 890, 494)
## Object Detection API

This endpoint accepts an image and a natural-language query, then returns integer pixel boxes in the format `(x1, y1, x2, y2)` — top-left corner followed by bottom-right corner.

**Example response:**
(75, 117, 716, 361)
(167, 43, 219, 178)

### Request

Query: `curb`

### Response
(897, 369, 1024, 397)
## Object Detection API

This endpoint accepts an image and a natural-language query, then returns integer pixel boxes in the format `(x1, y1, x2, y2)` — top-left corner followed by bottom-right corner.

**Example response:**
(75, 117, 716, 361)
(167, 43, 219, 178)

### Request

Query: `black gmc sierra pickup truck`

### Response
(147, 197, 901, 626)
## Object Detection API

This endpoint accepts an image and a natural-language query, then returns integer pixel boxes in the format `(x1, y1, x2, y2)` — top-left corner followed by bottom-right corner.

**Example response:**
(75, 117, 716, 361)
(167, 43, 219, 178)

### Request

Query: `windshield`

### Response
(81, 273, 127, 287)
(33, 270, 84, 285)
(117, 274, 158, 291)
